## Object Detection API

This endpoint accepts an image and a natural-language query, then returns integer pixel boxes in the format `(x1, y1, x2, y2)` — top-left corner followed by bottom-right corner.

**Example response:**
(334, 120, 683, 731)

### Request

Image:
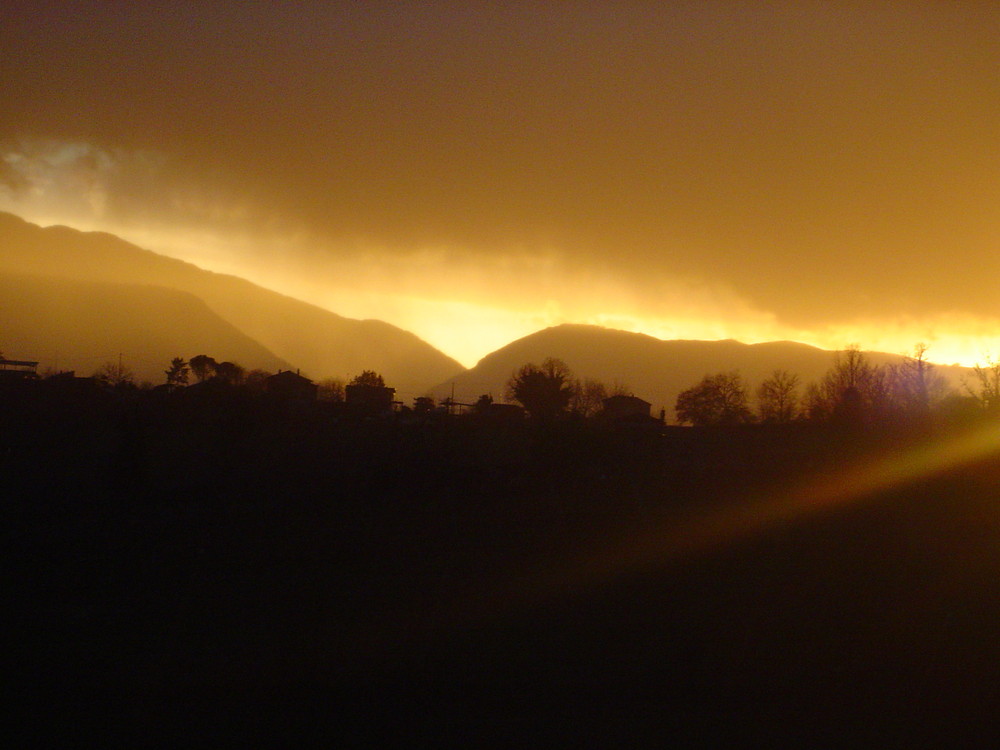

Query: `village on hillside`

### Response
(3, 344, 997, 429)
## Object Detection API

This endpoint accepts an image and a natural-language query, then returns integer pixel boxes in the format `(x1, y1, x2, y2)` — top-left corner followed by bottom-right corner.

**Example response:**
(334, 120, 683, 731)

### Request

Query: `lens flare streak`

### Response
(420, 422, 1000, 639)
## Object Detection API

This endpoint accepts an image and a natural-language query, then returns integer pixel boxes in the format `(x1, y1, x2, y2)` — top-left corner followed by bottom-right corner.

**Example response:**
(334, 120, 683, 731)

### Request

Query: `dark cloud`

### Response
(2, 1, 998, 358)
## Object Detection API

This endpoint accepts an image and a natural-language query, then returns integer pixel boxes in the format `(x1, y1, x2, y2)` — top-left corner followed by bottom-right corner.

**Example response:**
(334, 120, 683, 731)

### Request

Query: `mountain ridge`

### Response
(0, 212, 465, 393)
(0, 271, 291, 381)
(433, 323, 972, 416)
(1, 213, 975, 403)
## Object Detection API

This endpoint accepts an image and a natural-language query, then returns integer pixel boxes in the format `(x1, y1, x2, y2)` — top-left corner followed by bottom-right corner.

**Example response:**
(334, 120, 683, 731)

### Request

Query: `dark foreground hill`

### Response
(0, 272, 289, 380)
(0, 212, 465, 392)
(6, 383, 1000, 744)
(434, 323, 970, 415)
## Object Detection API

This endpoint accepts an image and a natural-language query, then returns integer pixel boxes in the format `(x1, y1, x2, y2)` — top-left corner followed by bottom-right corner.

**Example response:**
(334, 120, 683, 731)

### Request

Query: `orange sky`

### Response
(2, 2, 997, 367)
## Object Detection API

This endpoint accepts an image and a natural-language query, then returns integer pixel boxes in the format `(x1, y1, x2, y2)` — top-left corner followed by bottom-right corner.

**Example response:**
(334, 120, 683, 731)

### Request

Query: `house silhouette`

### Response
(601, 394, 651, 421)
(0, 357, 40, 384)
(266, 369, 318, 402)
(345, 382, 395, 413)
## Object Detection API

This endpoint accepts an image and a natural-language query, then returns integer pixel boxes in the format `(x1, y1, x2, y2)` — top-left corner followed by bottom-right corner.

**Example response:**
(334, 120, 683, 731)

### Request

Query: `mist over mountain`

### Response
(433, 324, 971, 416)
(0, 213, 464, 392)
(1, 212, 976, 402)
(0, 272, 290, 381)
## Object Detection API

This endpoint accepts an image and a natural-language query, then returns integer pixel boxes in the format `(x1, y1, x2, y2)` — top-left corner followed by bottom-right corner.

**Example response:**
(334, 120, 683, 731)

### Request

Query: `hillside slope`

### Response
(432, 324, 969, 416)
(0, 272, 290, 382)
(0, 212, 464, 393)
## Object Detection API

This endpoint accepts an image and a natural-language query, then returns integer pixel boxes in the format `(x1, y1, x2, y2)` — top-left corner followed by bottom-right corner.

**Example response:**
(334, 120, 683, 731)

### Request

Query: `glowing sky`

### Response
(2, 2, 997, 367)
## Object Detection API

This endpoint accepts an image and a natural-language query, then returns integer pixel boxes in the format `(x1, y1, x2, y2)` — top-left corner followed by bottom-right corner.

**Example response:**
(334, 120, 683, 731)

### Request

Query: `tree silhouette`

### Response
(505, 358, 575, 420)
(675, 371, 752, 426)
(898, 343, 932, 413)
(966, 353, 1000, 414)
(568, 379, 632, 417)
(164, 357, 189, 387)
(756, 369, 799, 423)
(345, 370, 393, 413)
(214, 361, 245, 386)
(884, 343, 951, 416)
(189, 354, 218, 382)
(570, 378, 608, 418)
(804, 345, 888, 423)
(244, 368, 271, 394)
(317, 377, 346, 402)
(93, 359, 135, 389)
(350, 370, 386, 388)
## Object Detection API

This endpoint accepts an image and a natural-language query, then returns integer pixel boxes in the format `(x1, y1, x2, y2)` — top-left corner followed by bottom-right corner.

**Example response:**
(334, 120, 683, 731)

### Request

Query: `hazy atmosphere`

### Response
(7, 4, 1000, 742)
(2, 1, 997, 366)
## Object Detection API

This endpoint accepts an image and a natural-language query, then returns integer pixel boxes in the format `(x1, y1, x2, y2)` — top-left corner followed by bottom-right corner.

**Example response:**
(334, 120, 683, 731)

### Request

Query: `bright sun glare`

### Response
(1, 166, 996, 372)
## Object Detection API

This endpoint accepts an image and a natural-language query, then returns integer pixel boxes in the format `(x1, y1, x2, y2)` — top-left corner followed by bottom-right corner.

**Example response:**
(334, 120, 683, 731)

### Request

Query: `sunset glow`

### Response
(4, 195, 996, 371)
(7, 5, 1000, 740)
(2, 3, 998, 370)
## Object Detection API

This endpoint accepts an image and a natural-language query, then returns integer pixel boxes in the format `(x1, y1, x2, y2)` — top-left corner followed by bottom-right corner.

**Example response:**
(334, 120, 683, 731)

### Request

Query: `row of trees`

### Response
(84, 345, 998, 426)
(169, 355, 249, 387)
(501, 346, 999, 426)
(91, 354, 252, 390)
(674, 345, 998, 426)
(90, 354, 383, 402)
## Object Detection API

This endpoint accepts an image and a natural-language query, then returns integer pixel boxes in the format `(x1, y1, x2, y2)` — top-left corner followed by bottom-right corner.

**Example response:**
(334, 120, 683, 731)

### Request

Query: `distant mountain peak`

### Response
(0, 212, 465, 393)
(433, 323, 970, 417)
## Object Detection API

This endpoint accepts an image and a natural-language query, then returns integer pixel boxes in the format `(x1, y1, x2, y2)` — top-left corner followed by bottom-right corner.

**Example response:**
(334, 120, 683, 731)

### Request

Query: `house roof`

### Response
(268, 369, 314, 384)
(603, 394, 650, 407)
(0, 358, 39, 369)
(346, 382, 395, 394)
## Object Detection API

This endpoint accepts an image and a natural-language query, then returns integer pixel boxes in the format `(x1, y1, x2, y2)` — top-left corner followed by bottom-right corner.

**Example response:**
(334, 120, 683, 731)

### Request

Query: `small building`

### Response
(345, 382, 396, 413)
(266, 369, 318, 402)
(0, 357, 40, 384)
(601, 394, 652, 421)
(44, 370, 102, 395)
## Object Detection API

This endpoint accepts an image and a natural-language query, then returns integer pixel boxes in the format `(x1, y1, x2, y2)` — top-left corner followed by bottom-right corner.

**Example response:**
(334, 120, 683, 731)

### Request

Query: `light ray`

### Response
(370, 419, 1000, 653)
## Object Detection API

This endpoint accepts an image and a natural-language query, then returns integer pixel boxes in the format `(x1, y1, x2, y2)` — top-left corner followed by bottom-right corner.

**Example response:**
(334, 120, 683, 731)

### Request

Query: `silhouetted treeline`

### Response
(5, 359, 995, 554)
(671, 344, 998, 426)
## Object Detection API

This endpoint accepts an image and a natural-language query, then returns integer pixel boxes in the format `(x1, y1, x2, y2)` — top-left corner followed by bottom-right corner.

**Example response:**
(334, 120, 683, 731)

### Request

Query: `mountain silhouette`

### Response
(0, 212, 464, 392)
(0, 272, 290, 381)
(432, 324, 970, 416)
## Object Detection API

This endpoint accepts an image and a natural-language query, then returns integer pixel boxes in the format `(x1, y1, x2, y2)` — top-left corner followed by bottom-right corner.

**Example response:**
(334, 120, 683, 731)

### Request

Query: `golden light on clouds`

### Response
(6, 162, 995, 372)
(2, 2, 998, 370)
